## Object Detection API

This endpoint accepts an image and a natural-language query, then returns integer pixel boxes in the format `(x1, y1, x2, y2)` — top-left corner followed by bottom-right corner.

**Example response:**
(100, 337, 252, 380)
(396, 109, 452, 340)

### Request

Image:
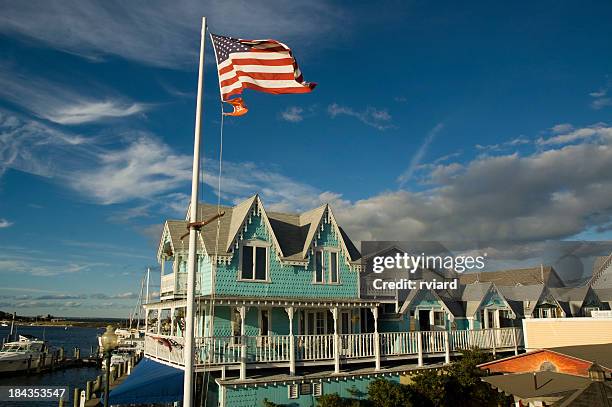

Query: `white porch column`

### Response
(238, 306, 247, 380)
(467, 317, 474, 330)
(332, 307, 340, 374)
(494, 309, 501, 329)
(483, 309, 489, 329)
(170, 307, 175, 336)
(417, 331, 423, 367)
(370, 307, 381, 371)
(285, 307, 295, 376)
(444, 331, 450, 364)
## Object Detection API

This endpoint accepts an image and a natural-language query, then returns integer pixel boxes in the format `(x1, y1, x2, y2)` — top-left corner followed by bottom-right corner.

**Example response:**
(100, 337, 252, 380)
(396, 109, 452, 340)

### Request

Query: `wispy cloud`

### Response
(327, 103, 393, 130)
(537, 123, 612, 146)
(280, 106, 304, 122)
(0, 67, 148, 125)
(398, 123, 444, 186)
(589, 78, 612, 110)
(0, 218, 12, 228)
(475, 136, 530, 153)
(0, 1, 346, 68)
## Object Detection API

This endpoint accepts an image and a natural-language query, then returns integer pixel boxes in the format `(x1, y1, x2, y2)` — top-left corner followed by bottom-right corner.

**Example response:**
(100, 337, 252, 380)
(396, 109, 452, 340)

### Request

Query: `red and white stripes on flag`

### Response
(210, 33, 316, 114)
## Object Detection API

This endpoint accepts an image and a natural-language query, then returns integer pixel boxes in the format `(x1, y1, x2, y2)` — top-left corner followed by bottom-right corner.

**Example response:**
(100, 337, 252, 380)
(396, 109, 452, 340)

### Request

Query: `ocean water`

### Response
(0, 325, 105, 407)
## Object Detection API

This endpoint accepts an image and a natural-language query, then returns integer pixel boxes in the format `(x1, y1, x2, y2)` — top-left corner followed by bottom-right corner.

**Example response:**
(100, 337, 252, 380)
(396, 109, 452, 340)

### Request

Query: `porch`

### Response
(144, 327, 523, 378)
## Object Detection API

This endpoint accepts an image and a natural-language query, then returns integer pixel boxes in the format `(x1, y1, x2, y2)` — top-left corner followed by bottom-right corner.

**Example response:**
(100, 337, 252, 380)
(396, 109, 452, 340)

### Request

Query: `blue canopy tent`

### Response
(106, 358, 184, 405)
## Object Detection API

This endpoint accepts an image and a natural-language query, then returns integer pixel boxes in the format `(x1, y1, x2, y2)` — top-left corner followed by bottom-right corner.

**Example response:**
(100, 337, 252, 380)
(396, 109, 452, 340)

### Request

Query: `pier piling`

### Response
(73, 388, 80, 407)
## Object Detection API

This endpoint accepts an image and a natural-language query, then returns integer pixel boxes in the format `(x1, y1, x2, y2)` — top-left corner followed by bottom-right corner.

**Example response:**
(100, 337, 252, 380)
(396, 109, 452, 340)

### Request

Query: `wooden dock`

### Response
(1, 346, 102, 377)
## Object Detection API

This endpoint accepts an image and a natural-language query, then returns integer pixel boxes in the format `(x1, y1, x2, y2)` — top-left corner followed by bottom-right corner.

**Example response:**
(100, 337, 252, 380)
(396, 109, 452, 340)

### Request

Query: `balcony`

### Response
(145, 327, 523, 374)
(160, 273, 188, 299)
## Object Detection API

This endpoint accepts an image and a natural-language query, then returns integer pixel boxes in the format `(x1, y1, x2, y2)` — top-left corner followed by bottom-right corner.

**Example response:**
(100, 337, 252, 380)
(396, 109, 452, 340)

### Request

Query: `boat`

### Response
(0, 335, 52, 373)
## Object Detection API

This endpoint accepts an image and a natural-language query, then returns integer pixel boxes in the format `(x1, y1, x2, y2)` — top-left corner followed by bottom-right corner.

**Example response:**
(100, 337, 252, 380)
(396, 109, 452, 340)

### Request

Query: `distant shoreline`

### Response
(5, 321, 126, 329)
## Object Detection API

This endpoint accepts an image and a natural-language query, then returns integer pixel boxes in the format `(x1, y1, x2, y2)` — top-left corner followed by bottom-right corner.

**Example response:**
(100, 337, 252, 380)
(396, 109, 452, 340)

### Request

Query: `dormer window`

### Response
(240, 241, 269, 281)
(313, 248, 340, 284)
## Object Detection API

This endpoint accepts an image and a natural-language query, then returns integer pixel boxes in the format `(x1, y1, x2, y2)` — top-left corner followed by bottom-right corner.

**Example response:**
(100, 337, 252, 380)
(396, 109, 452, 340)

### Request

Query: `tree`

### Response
(410, 349, 512, 406)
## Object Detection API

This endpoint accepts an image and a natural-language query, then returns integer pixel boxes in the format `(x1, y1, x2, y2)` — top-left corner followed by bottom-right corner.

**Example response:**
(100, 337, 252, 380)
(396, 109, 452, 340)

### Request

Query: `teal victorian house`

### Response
(143, 195, 526, 406)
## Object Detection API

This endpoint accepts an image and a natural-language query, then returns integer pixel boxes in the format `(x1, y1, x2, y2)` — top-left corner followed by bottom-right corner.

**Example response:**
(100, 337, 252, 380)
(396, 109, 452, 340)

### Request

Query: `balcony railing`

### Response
(160, 274, 175, 296)
(145, 327, 522, 370)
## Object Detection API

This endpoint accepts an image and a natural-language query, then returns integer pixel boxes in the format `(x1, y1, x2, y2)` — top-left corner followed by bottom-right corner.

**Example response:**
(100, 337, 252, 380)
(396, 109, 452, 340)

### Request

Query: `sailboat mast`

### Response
(183, 16, 207, 407)
(145, 267, 150, 305)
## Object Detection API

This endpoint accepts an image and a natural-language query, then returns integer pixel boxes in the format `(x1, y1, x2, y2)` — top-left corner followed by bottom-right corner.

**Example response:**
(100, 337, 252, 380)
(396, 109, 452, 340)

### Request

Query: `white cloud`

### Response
(0, 1, 345, 68)
(327, 103, 393, 130)
(71, 134, 192, 204)
(398, 123, 444, 185)
(280, 106, 304, 122)
(0, 219, 12, 228)
(537, 124, 612, 146)
(551, 123, 573, 134)
(0, 67, 147, 125)
(476, 136, 530, 153)
(589, 79, 612, 110)
(46, 101, 147, 125)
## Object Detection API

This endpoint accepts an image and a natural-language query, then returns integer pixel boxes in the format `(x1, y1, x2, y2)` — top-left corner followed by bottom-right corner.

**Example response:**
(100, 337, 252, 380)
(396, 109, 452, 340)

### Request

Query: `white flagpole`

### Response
(184, 16, 206, 407)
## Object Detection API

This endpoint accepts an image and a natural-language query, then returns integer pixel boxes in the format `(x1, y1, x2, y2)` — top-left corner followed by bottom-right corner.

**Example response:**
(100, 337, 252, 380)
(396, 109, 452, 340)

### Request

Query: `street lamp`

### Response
(100, 325, 119, 407)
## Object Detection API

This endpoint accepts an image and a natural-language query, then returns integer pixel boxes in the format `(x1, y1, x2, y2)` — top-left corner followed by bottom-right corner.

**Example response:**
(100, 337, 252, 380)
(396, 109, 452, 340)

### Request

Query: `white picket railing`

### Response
(339, 333, 375, 358)
(160, 273, 175, 296)
(420, 330, 446, 353)
(145, 328, 522, 367)
(245, 335, 291, 363)
(380, 332, 418, 356)
(295, 334, 335, 361)
(195, 336, 241, 365)
(144, 334, 185, 366)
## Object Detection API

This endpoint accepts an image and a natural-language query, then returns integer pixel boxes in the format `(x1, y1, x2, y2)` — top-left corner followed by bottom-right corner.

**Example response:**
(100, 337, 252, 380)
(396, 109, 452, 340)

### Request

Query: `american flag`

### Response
(210, 33, 316, 103)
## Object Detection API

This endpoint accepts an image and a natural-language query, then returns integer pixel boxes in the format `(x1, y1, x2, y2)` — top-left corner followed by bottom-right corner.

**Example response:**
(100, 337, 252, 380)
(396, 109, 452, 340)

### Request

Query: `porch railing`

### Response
(144, 327, 522, 368)
(339, 333, 375, 359)
(295, 334, 335, 361)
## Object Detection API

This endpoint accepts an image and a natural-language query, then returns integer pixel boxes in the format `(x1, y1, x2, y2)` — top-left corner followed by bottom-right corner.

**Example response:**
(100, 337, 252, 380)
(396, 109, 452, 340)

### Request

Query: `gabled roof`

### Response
(552, 380, 612, 407)
(158, 195, 361, 264)
(497, 284, 547, 317)
(460, 265, 565, 287)
(459, 282, 514, 318)
(482, 371, 591, 401)
(398, 288, 463, 317)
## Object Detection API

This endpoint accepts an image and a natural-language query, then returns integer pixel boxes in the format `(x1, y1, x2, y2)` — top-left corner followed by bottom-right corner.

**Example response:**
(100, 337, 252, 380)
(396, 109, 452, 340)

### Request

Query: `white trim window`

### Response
(313, 248, 340, 284)
(433, 311, 445, 328)
(329, 251, 339, 283)
(240, 241, 269, 281)
(314, 250, 325, 283)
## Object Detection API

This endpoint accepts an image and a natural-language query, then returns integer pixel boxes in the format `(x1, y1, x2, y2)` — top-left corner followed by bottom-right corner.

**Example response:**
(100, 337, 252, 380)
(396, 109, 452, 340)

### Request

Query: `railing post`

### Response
(332, 307, 340, 374)
(371, 307, 381, 371)
(417, 331, 423, 367)
(513, 327, 519, 355)
(444, 331, 450, 364)
(285, 307, 296, 376)
(239, 306, 247, 380)
(491, 329, 497, 357)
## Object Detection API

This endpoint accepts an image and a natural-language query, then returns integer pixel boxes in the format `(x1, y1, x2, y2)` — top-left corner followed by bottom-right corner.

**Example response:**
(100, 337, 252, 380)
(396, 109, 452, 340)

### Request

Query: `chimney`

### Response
(540, 264, 545, 283)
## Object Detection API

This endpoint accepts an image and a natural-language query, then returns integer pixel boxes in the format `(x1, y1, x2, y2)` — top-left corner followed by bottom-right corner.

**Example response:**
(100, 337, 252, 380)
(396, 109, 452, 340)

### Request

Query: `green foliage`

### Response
(409, 348, 512, 406)
(367, 378, 421, 407)
(262, 398, 284, 407)
(316, 393, 366, 407)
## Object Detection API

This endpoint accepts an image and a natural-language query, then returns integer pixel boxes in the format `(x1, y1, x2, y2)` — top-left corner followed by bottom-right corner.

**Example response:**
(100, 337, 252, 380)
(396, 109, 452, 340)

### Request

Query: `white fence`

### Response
(144, 327, 522, 368)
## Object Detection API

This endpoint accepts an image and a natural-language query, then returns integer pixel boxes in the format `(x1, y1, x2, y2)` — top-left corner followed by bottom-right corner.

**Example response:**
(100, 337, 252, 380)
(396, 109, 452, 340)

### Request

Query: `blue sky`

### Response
(0, 1, 611, 317)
